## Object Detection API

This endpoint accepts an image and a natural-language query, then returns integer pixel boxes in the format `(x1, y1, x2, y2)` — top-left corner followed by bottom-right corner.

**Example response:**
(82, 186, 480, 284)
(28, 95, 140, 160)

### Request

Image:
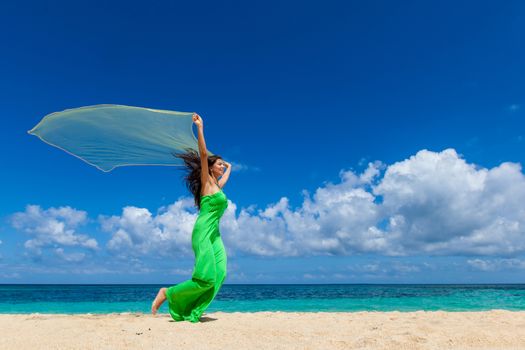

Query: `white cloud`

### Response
(216, 161, 391, 257)
(467, 258, 525, 271)
(347, 260, 421, 274)
(220, 148, 525, 257)
(54, 248, 86, 262)
(373, 149, 525, 256)
(13, 149, 525, 262)
(9, 205, 98, 256)
(98, 197, 197, 257)
(25, 148, 525, 261)
(230, 161, 260, 172)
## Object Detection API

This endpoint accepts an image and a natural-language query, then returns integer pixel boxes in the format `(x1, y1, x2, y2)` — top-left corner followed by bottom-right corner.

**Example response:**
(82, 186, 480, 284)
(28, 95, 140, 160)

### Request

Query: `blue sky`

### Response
(1, 0, 524, 283)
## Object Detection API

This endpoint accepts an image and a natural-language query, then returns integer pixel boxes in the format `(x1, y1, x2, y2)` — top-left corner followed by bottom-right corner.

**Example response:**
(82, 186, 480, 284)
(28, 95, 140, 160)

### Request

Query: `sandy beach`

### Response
(1, 310, 525, 349)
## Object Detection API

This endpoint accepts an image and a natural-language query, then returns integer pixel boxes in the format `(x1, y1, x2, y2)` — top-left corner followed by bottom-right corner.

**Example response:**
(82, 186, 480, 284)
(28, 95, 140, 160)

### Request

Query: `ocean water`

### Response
(1, 284, 524, 314)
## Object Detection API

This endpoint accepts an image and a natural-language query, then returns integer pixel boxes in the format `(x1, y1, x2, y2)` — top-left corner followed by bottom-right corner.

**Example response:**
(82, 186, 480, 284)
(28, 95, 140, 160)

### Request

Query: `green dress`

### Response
(165, 188, 228, 322)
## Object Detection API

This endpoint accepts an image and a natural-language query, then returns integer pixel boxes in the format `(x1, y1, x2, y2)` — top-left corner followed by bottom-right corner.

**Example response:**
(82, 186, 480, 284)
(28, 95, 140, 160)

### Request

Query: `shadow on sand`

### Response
(168, 316, 218, 323)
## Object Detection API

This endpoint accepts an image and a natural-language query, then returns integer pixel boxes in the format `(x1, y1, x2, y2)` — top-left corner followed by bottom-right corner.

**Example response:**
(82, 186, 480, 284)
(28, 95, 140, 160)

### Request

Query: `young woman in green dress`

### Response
(151, 113, 232, 322)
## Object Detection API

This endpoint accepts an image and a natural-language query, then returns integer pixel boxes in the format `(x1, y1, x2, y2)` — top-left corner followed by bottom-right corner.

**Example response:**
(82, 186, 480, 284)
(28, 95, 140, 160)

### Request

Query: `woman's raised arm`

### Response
(219, 161, 232, 188)
(193, 114, 209, 191)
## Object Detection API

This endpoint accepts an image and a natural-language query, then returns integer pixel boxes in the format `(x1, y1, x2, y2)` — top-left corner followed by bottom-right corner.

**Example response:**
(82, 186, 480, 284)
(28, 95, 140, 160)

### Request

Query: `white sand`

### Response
(1, 310, 525, 349)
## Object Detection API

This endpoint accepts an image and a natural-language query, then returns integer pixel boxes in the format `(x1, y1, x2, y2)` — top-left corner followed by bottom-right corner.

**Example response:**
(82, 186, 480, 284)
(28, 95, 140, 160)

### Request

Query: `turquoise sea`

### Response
(1, 284, 524, 314)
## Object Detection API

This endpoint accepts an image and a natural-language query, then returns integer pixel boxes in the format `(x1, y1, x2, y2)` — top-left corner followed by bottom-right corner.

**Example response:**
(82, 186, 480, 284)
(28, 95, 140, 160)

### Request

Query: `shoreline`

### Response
(2, 310, 525, 349)
(1, 308, 525, 315)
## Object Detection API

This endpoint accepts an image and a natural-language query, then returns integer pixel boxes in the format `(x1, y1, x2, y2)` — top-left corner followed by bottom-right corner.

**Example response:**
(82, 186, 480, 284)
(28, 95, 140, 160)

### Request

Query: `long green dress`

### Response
(165, 188, 228, 322)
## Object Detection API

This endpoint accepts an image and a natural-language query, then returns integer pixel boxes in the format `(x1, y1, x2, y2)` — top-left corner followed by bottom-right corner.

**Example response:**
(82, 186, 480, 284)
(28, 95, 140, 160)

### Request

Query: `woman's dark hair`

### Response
(172, 148, 223, 210)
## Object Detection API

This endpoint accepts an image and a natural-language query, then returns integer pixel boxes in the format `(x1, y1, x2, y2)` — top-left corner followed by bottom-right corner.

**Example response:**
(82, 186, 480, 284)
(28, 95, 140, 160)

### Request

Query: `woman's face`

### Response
(212, 159, 225, 176)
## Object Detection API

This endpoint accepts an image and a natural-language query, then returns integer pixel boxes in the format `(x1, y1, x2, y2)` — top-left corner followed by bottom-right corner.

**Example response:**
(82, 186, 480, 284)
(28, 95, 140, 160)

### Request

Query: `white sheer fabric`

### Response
(28, 104, 212, 172)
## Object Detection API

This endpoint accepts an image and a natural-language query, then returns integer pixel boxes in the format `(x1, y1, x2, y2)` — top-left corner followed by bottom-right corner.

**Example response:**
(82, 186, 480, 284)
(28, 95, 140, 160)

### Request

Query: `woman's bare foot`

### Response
(151, 287, 167, 315)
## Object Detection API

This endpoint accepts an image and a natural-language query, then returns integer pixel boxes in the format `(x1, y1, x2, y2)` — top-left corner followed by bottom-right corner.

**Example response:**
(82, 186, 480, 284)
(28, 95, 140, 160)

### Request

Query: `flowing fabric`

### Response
(166, 189, 228, 322)
(27, 104, 214, 172)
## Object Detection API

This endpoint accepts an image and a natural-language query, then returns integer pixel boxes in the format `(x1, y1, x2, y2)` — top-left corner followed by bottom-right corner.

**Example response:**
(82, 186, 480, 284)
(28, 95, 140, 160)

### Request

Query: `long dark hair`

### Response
(172, 148, 223, 210)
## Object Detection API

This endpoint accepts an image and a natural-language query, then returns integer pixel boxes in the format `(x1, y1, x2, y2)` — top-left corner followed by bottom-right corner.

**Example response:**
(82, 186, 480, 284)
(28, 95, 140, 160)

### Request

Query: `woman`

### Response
(151, 113, 232, 322)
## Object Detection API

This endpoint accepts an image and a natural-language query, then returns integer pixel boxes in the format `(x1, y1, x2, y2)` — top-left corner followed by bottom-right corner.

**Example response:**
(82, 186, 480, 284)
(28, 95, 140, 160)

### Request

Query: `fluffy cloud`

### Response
(373, 149, 525, 256)
(10, 205, 98, 257)
(54, 247, 86, 262)
(221, 148, 525, 257)
(15, 148, 525, 260)
(97, 148, 525, 258)
(98, 197, 197, 257)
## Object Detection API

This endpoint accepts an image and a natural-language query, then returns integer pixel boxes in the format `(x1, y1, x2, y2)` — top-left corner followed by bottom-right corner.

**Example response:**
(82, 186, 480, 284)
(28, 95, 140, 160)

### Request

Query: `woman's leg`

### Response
(211, 236, 227, 300)
(198, 235, 227, 313)
(151, 287, 167, 315)
(164, 235, 217, 322)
